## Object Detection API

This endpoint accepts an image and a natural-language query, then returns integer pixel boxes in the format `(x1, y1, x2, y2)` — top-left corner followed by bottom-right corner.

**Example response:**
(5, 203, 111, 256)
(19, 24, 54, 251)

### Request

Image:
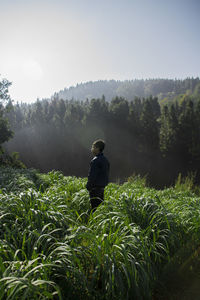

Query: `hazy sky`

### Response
(1, 0, 200, 103)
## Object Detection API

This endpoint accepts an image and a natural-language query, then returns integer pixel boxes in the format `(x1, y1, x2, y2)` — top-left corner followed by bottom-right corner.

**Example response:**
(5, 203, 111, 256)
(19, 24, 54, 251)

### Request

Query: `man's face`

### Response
(91, 145, 100, 156)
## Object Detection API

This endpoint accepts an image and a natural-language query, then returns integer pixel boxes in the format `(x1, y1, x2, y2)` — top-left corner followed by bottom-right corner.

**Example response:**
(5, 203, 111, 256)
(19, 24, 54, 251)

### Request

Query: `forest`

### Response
(55, 77, 200, 103)
(2, 77, 200, 187)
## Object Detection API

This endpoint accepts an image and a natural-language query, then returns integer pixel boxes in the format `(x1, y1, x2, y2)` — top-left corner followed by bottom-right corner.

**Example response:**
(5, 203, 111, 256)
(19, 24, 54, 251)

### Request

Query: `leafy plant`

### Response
(0, 167, 200, 299)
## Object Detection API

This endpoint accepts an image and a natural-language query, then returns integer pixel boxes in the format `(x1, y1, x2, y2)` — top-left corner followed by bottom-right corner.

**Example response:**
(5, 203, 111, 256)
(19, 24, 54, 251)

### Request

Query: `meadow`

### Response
(0, 167, 200, 299)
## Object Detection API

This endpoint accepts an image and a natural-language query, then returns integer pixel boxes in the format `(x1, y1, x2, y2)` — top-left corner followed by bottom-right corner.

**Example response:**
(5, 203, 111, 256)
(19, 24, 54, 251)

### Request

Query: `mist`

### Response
(5, 79, 200, 187)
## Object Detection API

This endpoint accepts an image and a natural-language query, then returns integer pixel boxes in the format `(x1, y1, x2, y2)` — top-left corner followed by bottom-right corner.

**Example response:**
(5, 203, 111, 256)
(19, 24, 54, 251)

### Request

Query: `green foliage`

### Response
(127, 173, 147, 188)
(0, 151, 26, 169)
(175, 172, 200, 195)
(0, 167, 200, 299)
(0, 77, 13, 148)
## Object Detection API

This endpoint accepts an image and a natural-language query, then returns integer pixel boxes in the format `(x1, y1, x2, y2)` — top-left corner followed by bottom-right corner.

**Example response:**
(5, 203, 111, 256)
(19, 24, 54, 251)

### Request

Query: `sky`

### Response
(0, 0, 200, 103)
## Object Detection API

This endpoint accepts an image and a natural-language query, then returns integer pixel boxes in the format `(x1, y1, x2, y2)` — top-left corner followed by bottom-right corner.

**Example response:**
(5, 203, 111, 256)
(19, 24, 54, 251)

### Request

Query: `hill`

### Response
(53, 77, 200, 102)
(5, 90, 200, 187)
(0, 167, 200, 299)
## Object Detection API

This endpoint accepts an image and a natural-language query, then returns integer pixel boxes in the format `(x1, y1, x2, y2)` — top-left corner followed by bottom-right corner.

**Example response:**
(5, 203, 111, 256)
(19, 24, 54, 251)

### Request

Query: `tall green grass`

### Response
(0, 167, 200, 299)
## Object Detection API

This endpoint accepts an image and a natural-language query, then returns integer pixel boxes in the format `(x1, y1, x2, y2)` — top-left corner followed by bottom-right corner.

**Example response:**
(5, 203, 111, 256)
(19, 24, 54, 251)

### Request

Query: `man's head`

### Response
(91, 139, 105, 156)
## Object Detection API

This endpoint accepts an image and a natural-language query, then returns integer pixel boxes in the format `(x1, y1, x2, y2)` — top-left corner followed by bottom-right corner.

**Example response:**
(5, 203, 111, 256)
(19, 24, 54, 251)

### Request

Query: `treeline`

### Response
(55, 77, 200, 103)
(5, 92, 200, 187)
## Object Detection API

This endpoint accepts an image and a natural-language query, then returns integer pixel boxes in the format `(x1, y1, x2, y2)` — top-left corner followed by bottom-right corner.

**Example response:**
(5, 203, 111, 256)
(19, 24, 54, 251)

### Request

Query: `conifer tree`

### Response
(0, 78, 13, 150)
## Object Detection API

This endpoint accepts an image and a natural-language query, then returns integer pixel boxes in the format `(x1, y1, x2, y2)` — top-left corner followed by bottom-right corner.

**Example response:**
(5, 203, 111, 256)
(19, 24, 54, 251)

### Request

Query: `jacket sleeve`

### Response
(86, 159, 98, 191)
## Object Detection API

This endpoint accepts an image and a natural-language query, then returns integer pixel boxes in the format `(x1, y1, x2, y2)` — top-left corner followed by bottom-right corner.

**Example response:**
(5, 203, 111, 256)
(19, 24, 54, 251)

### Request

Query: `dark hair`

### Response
(93, 139, 105, 152)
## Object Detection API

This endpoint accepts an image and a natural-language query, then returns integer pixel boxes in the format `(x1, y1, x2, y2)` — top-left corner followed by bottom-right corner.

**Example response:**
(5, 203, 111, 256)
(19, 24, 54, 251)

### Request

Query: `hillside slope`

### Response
(54, 78, 200, 102)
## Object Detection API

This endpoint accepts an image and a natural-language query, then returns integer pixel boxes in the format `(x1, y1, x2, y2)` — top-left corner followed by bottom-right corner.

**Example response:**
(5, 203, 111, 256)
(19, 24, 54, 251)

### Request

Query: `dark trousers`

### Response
(89, 187, 104, 212)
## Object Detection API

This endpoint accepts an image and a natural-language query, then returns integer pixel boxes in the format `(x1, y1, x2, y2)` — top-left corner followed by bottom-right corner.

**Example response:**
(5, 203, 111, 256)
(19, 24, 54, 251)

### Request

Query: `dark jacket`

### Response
(86, 152, 110, 191)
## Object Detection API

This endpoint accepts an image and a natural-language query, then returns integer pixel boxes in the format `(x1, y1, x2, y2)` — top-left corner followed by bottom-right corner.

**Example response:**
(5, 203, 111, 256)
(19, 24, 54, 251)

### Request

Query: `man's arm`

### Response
(86, 159, 98, 190)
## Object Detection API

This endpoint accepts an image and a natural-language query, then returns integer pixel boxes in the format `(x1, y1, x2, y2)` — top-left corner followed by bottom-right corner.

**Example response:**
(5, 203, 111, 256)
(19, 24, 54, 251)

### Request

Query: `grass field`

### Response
(0, 167, 200, 299)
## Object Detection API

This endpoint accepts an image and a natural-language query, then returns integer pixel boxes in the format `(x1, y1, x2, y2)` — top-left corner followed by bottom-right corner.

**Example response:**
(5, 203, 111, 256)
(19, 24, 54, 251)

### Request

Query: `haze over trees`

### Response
(4, 77, 200, 187)
(54, 78, 200, 103)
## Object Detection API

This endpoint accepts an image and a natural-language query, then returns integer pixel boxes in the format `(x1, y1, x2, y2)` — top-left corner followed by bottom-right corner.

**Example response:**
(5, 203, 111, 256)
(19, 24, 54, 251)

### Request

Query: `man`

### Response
(86, 139, 110, 212)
